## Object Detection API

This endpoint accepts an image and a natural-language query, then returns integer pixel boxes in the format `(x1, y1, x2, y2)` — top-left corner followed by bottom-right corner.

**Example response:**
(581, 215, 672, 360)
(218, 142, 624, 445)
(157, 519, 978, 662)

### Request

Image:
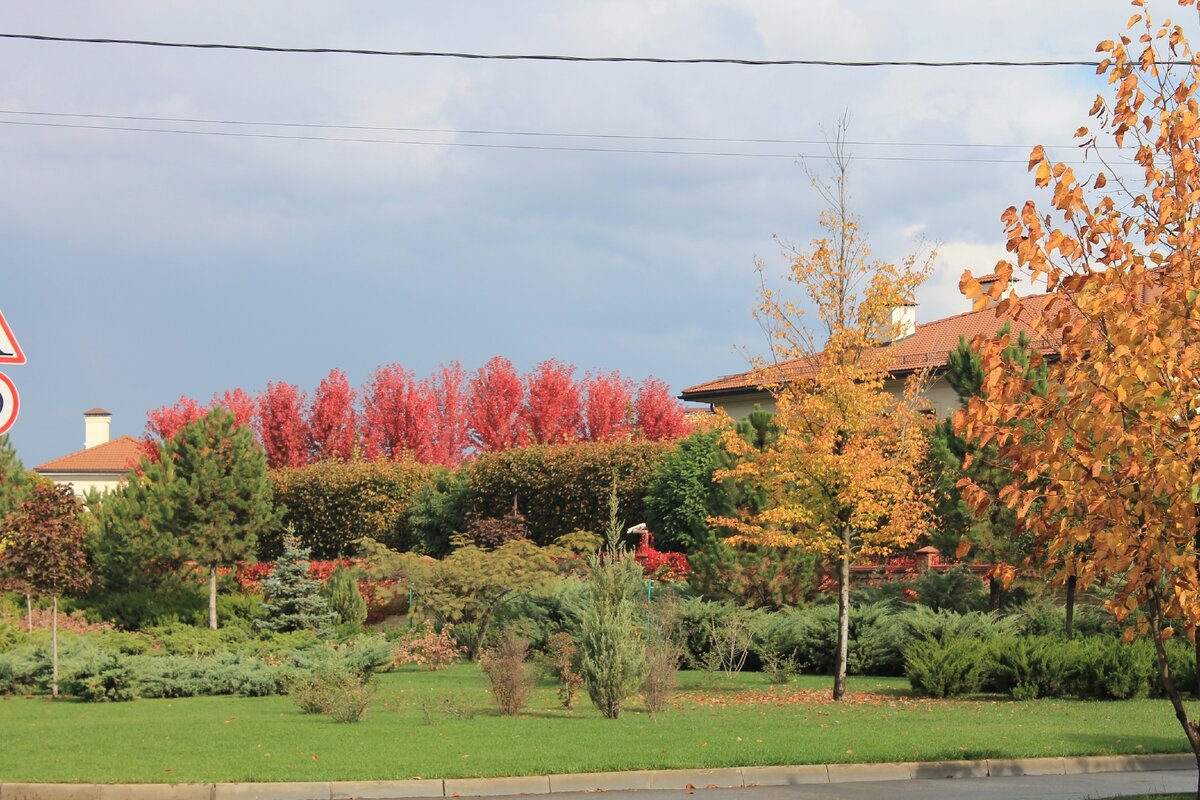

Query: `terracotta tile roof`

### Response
(84, 408, 112, 416)
(681, 294, 1060, 399)
(35, 436, 144, 474)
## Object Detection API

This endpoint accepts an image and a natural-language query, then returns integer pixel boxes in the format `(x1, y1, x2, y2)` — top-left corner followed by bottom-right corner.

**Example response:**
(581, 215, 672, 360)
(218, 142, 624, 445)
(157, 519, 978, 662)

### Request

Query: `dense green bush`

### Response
(406, 470, 470, 556)
(269, 459, 447, 557)
(910, 567, 989, 614)
(905, 636, 987, 697)
(466, 440, 672, 546)
(1071, 636, 1153, 700)
(643, 429, 727, 552)
(986, 636, 1075, 699)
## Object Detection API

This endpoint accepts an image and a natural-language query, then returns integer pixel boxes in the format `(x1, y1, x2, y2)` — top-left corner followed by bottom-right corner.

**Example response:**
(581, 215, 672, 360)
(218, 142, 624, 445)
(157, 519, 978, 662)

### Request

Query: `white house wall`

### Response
(709, 373, 964, 423)
(40, 473, 125, 498)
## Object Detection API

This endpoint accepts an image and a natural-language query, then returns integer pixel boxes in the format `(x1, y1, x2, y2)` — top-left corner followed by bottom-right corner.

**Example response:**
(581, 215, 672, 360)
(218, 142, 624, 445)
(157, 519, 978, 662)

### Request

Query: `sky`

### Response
(0, 0, 1168, 466)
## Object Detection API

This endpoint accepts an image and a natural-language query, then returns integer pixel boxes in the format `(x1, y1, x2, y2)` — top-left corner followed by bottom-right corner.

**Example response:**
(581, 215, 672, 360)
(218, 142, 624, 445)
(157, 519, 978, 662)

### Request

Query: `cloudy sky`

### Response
(0, 0, 1162, 465)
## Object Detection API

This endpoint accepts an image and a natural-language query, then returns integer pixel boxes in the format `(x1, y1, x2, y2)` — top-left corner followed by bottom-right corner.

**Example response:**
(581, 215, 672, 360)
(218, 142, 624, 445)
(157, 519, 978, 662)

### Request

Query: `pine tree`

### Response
(147, 407, 279, 628)
(323, 564, 367, 628)
(926, 328, 1046, 610)
(256, 532, 336, 634)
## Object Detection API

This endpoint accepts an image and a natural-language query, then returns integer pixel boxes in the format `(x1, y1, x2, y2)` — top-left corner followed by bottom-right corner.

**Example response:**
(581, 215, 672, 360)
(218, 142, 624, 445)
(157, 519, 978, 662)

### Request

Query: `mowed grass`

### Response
(0, 665, 1194, 784)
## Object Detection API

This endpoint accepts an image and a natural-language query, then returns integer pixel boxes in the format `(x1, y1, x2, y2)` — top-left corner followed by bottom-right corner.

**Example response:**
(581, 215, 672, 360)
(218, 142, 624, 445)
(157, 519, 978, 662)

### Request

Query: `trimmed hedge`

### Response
(465, 440, 674, 545)
(269, 459, 448, 558)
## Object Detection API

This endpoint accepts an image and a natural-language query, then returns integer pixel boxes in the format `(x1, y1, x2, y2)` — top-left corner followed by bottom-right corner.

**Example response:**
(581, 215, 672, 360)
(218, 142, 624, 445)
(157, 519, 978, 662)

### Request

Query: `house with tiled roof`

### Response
(681, 278, 1058, 421)
(35, 409, 142, 497)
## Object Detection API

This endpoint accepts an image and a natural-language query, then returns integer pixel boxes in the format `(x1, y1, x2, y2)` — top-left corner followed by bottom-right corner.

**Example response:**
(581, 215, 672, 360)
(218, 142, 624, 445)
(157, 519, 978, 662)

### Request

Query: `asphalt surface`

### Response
(535, 770, 1198, 800)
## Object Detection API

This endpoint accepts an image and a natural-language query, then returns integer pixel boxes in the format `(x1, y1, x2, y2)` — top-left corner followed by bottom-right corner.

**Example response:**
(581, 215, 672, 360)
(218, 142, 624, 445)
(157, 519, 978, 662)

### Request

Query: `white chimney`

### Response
(975, 273, 1021, 309)
(84, 408, 112, 449)
(890, 301, 917, 341)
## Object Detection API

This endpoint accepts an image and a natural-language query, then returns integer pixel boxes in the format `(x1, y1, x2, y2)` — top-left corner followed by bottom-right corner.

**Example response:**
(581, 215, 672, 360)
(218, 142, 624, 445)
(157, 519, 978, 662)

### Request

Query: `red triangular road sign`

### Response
(0, 308, 25, 365)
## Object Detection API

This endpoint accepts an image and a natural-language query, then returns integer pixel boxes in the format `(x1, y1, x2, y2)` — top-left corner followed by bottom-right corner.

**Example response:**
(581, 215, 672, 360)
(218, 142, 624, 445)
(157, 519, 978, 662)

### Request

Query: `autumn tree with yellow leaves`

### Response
(958, 0, 1200, 784)
(714, 128, 934, 701)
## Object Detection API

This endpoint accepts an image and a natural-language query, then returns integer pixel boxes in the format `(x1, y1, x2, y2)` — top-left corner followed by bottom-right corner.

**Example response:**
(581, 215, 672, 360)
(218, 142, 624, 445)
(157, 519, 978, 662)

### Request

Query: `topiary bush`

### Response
(268, 459, 447, 557)
(466, 441, 672, 546)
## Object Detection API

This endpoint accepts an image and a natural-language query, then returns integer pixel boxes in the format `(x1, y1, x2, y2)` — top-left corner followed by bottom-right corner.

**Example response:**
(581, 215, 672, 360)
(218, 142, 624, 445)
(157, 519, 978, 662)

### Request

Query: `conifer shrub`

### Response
(255, 535, 337, 635)
(904, 636, 987, 698)
(986, 636, 1075, 699)
(577, 554, 647, 719)
(323, 565, 368, 628)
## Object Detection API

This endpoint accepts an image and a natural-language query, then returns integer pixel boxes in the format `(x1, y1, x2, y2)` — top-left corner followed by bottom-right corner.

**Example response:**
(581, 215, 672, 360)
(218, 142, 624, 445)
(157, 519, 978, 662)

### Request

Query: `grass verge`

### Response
(0, 665, 1193, 784)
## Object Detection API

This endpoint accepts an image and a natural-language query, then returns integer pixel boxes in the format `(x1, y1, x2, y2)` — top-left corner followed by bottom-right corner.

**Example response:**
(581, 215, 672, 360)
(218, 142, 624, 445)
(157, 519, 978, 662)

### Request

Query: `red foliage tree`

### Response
(634, 377, 690, 441)
(0, 483, 92, 698)
(214, 388, 257, 430)
(427, 362, 470, 467)
(360, 364, 434, 461)
(523, 359, 583, 444)
(308, 368, 358, 461)
(256, 381, 310, 468)
(581, 371, 634, 441)
(467, 356, 527, 452)
(141, 395, 204, 460)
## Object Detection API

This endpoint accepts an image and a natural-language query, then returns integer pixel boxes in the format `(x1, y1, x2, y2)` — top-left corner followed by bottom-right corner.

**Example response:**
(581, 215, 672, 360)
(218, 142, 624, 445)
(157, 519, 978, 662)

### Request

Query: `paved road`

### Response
(535, 770, 1197, 800)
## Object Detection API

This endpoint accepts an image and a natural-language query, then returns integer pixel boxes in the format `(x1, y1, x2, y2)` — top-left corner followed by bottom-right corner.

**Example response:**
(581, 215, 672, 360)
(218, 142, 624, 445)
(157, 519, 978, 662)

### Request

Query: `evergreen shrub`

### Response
(904, 636, 987, 698)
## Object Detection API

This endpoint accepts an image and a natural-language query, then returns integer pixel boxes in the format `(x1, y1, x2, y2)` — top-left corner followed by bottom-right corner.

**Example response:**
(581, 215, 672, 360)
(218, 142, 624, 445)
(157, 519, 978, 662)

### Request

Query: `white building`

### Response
(680, 278, 1054, 420)
(35, 409, 142, 496)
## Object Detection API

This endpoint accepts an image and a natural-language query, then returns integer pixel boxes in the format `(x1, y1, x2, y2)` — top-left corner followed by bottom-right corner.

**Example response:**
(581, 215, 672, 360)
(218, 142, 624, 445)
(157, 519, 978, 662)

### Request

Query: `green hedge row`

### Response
(464, 440, 673, 546)
(269, 459, 448, 558)
(268, 441, 674, 557)
(905, 634, 1195, 700)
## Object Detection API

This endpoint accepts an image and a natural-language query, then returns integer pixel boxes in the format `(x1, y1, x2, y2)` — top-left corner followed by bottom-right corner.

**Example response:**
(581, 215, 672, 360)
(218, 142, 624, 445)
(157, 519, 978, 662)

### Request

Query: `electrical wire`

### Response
(1, 32, 1184, 68)
(0, 109, 1118, 151)
(0, 117, 1135, 166)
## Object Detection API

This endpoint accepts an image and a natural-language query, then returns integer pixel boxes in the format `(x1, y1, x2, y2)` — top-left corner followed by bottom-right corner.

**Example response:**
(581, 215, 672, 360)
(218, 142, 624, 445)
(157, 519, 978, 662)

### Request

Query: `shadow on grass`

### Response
(1064, 733, 1191, 757)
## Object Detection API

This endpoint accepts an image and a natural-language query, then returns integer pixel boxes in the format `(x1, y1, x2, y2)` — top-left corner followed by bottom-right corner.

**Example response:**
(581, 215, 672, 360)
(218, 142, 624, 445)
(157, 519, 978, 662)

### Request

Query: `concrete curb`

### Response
(1, 753, 1194, 799)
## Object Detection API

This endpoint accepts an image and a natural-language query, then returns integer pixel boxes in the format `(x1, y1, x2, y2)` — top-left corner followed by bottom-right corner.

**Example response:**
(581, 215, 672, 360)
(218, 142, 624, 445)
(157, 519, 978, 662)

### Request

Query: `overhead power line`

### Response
(0, 116, 1133, 166)
(0, 109, 1115, 151)
(0, 32, 1177, 68)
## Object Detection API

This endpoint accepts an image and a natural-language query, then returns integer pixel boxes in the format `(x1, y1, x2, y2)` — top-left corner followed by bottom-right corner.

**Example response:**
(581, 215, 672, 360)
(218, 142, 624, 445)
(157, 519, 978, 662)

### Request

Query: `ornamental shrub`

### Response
(480, 633, 535, 716)
(268, 459, 447, 557)
(323, 565, 368, 628)
(466, 440, 672, 546)
(577, 554, 647, 719)
(904, 636, 987, 698)
(643, 428, 727, 552)
(1071, 636, 1154, 700)
(986, 636, 1075, 699)
(255, 535, 337, 635)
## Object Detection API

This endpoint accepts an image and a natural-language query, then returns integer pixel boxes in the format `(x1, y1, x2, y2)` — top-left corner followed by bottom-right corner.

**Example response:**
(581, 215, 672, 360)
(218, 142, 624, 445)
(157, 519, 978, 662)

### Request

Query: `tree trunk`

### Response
(1147, 600, 1200, 800)
(832, 532, 850, 702)
(989, 577, 1002, 612)
(51, 596, 59, 700)
(208, 566, 218, 630)
(1064, 575, 1077, 640)
(25, 593, 32, 633)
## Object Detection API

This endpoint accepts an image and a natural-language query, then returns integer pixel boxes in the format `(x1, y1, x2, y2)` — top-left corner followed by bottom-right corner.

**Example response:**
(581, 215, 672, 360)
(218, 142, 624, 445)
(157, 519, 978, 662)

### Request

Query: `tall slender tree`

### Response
(427, 362, 471, 467)
(633, 377, 689, 441)
(142, 395, 204, 461)
(582, 371, 634, 441)
(713, 124, 933, 701)
(361, 364, 434, 461)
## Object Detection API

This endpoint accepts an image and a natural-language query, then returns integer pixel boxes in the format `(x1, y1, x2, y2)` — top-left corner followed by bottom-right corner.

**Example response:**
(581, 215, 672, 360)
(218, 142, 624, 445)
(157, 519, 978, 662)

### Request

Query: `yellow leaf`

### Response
(1028, 145, 1046, 172)
(1035, 160, 1052, 187)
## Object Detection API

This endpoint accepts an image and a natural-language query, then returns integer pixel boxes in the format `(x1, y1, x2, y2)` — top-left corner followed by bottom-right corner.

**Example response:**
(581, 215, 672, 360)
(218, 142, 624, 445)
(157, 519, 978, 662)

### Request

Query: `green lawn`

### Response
(0, 665, 1193, 784)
